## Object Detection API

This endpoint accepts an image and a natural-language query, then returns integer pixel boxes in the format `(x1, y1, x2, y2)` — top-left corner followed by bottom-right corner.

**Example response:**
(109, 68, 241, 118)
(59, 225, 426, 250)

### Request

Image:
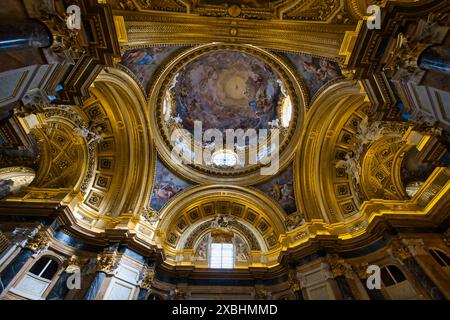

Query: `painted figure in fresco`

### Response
(303, 59, 340, 82)
(121, 47, 179, 91)
(154, 179, 182, 203)
(280, 183, 294, 202)
(236, 242, 249, 261)
(283, 53, 342, 99)
(150, 161, 192, 211)
(172, 51, 283, 139)
(122, 50, 155, 65)
(256, 163, 297, 214)
(271, 180, 282, 201)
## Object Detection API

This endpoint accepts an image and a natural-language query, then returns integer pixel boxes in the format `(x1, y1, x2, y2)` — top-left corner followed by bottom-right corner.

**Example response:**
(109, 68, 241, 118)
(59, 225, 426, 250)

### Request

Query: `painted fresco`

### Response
(254, 162, 297, 214)
(173, 50, 282, 134)
(282, 52, 342, 101)
(150, 158, 193, 211)
(120, 46, 183, 92)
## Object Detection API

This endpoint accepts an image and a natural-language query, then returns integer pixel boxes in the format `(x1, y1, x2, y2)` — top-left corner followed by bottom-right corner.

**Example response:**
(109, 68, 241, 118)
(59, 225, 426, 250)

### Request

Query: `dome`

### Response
(151, 44, 305, 184)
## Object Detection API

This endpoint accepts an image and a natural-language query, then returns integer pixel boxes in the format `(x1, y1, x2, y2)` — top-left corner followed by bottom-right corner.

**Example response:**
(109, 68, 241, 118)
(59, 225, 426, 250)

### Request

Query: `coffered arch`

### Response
(155, 185, 288, 267)
(3, 67, 156, 235)
(84, 67, 155, 218)
(295, 80, 368, 224)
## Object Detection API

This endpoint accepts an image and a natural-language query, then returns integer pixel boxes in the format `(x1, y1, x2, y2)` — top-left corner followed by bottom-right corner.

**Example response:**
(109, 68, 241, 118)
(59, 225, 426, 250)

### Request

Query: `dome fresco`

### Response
(171, 51, 283, 135)
(153, 44, 304, 180)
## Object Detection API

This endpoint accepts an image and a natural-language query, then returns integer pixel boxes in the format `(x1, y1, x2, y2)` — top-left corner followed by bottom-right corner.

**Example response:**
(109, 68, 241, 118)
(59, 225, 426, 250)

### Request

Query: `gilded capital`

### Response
(388, 239, 412, 260)
(140, 265, 156, 289)
(96, 252, 118, 273)
(288, 269, 300, 292)
(25, 231, 50, 253)
(327, 254, 348, 278)
(384, 33, 429, 82)
(65, 255, 82, 273)
(351, 262, 370, 279)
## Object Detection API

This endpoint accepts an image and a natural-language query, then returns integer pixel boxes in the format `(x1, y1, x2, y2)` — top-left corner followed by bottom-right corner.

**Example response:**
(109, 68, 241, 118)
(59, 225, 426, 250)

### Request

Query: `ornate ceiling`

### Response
(0, 0, 448, 272)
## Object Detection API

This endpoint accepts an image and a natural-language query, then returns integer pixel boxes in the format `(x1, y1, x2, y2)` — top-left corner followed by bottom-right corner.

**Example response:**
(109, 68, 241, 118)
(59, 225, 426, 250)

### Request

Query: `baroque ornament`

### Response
(288, 269, 300, 292)
(65, 255, 82, 273)
(25, 231, 50, 253)
(327, 254, 348, 278)
(96, 252, 118, 273)
(284, 212, 305, 231)
(140, 265, 156, 289)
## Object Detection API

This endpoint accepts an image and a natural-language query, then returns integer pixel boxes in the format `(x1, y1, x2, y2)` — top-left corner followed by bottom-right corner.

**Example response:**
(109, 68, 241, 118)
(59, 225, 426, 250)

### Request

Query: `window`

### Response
(209, 243, 234, 269)
(380, 265, 407, 287)
(281, 96, 292, 127)
(429, 249, 450, 267)
(211, 149, 238, 167)
(11, 256, 59, 300)
(28, 257, 59, 280)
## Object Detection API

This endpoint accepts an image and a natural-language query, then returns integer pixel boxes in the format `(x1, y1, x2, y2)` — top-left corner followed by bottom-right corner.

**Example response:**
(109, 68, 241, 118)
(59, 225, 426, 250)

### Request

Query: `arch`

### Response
(148, 43, 307, 185)
(74, 67, 155, 220)
(360, 131, 410, 201)
(4, 67, 156, 235)
(156, 184, 287, 267)
(295, 80, 368, 223)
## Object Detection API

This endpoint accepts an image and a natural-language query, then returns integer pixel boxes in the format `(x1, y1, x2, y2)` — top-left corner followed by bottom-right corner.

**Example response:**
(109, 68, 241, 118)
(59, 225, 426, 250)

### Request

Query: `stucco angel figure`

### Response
(336, 153, 361, 185)
(285, 212, 305, 231)
(73, 120, 105, 144)
(355, 116, 384, 146)
(210, 215, 234, 230)
(142, 208, 160, 225)
(236, 242, 249, 261)
(194, 238, 208, 261)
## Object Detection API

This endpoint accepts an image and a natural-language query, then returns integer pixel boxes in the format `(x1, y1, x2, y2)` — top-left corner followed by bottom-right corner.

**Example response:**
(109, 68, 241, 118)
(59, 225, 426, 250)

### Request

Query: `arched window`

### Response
(209, 243, 234, 269)
(381, 265, 407, 287)
(380, 265, 418, 299)
(28, 257, 59, 280)
(429, 249, 450, 267)
(11, 256, 59, 300)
